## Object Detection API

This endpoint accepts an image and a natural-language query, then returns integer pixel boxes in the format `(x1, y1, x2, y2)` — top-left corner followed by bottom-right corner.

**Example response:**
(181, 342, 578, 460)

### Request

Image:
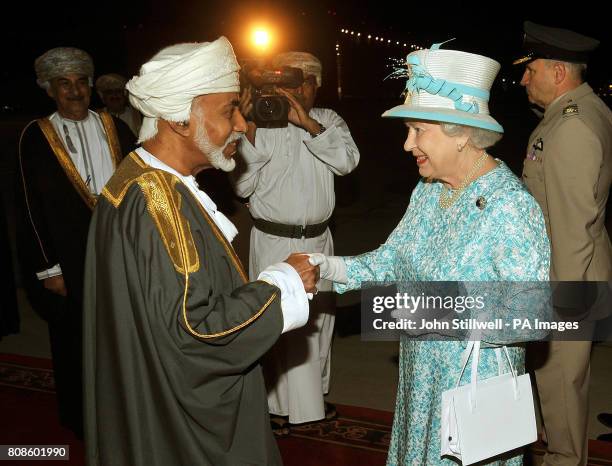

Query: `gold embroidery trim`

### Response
(37, 118, 97, 210)
(102, 151, 276, 339)
(179, 189, 278, 339)
(181, 274, 278, 339)
(102, 152, 147, 208)
(98, 111, 123, 167)
(19, 120, 50, 262)
(101, 152, 200, 274)
(136, 171, 200, 274)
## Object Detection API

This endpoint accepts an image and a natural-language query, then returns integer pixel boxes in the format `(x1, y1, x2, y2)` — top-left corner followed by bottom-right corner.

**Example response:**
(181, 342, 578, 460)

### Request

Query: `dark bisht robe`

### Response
(16, 112, 135, 435)
(84, 152, 285, 466)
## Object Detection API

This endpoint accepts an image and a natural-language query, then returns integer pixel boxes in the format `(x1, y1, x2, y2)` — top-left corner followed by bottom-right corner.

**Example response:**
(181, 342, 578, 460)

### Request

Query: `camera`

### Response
(242, 66, 304, 128)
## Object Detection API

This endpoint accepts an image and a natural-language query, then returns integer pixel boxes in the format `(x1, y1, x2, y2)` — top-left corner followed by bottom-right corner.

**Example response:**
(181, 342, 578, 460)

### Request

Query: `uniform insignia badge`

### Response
(534, 138, 543, 151)
(526, 137, 543, 160)
(563, 104, 579, 116)
(512, 53, 533, 65)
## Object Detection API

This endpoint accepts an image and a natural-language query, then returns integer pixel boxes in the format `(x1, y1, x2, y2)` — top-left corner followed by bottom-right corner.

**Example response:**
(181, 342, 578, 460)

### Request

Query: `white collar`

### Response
(51, 109, 96, 124)
(135, 147, 238, 242)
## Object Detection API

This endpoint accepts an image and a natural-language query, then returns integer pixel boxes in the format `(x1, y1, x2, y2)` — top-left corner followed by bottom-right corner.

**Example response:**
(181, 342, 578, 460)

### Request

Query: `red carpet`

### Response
(0, 354, 84, 466)
(2, 352, 612, 466)
(277, 405, 392, 466)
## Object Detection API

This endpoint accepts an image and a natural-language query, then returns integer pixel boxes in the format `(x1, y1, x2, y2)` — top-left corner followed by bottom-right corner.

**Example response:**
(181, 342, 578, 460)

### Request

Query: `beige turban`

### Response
(34, 47, 94, 89)
(272, 52, 322, 87)
(126, 36, 240, 143)
(95, 73, 127, 92)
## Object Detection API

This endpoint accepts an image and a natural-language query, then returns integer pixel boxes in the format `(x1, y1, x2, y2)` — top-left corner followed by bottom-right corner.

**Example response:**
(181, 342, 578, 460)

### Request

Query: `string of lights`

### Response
(339, 28, 424, 50)
(336, 30, 530, 90)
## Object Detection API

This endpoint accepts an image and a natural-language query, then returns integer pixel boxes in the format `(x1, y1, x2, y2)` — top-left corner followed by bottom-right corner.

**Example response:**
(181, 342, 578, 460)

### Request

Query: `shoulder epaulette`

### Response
(562, 103, 579, 117)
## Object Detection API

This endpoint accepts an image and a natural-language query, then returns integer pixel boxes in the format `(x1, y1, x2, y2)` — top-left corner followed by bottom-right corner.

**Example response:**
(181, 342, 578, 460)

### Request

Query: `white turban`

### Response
(34, 47, 94, 89)
(272, 52, 322, 87)
(127, 36, 240, 143)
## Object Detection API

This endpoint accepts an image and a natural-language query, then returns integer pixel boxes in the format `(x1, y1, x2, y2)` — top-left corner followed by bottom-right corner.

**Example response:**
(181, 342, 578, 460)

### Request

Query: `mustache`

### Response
(224, 132, 242, 146)
(229, 132, 242, 143)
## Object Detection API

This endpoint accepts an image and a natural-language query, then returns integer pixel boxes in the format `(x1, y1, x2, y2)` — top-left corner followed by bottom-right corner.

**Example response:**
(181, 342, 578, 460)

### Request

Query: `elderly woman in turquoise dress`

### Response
(309, 44, 550, 465)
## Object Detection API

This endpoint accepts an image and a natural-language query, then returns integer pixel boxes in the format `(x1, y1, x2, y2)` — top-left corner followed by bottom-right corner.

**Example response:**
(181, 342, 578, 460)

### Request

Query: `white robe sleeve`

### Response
(258, 262, 309, 333)
(36, 263, 63, 280)
(304, 109, 360, 176)
(233, 134, 274, 198)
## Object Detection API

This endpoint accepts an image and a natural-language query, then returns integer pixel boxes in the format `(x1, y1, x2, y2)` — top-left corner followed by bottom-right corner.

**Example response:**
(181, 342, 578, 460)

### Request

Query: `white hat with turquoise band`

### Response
(382, 42, 504, 133)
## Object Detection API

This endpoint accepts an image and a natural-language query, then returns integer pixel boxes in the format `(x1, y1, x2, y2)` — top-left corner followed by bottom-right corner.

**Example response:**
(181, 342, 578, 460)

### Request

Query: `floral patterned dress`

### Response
(335, 162, 550, 465)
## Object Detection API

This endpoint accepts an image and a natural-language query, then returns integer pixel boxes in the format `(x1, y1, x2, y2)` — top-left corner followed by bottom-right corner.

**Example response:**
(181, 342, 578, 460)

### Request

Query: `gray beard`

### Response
(194, 122, 240, 172)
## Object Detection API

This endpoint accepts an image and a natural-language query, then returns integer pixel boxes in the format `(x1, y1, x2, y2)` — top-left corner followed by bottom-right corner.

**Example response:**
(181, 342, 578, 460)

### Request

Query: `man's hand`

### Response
(239, 87, 257, 145)
(239, 87, 253, 118)
(44, 275, 67, 296)
(276, 88, 321, 135)
(285, 253, 319, 294)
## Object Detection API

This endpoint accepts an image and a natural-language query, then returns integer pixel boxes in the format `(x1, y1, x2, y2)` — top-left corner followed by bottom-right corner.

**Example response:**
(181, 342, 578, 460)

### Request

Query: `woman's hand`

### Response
(308, 253, 348, 284)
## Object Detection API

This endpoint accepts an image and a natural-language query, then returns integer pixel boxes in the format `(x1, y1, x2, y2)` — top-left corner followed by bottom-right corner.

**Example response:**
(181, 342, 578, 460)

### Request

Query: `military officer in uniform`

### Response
(517, 21, 612, 466)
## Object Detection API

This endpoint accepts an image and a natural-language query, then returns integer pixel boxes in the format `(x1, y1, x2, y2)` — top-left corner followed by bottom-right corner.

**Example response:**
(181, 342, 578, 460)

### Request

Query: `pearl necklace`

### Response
(438, 151, 489, 209)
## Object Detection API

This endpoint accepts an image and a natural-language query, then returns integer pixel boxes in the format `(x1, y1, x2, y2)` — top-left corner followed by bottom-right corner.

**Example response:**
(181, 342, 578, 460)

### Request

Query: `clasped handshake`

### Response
(283, 253, 347, 293)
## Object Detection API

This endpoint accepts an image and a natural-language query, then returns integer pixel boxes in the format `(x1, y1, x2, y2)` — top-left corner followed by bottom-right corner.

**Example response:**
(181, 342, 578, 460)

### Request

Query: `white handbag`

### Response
(441, 341, 537, 465)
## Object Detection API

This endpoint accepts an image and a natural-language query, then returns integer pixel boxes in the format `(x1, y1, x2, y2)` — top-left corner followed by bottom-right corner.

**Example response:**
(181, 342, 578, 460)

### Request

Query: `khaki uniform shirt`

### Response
(522, 83, 612, 281)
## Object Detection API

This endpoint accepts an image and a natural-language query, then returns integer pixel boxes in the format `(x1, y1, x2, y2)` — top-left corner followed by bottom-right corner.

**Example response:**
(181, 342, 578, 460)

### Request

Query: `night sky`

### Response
(3, 0, 611, 115)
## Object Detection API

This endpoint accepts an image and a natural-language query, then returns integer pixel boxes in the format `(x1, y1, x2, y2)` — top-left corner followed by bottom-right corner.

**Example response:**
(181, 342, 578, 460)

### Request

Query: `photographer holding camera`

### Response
(233, 51, 360, 435)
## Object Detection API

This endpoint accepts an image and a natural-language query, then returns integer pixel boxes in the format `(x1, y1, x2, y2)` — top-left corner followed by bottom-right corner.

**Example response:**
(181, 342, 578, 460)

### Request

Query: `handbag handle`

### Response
(494, 346, 520, 402)
(456, 341, 520, 411)
(456, 340, 476, 389)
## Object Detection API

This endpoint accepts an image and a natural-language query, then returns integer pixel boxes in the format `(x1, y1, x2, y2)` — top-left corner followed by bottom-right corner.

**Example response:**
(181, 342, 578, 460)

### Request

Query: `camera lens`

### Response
(252, 94, 290, 128)
(255, 96, 286, 120)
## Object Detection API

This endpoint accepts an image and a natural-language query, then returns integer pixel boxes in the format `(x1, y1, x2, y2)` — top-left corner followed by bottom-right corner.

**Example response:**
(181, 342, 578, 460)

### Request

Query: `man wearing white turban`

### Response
(83, 36, 319, 466)
(95, 73, 142, 136)
(16, 46, 135, 438)
(233, 51, 360, 432)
